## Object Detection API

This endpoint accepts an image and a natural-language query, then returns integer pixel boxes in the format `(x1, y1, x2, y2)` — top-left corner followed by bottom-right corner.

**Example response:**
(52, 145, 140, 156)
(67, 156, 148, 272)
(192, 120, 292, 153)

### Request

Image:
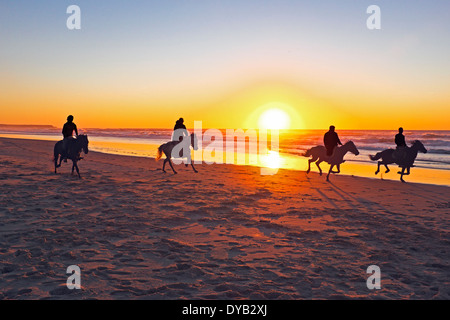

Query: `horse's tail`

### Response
(303, 148, 312, 157)
(53, 142, 60, 162)
(369, 152, 382, 161)
(155, 145, 163, 161)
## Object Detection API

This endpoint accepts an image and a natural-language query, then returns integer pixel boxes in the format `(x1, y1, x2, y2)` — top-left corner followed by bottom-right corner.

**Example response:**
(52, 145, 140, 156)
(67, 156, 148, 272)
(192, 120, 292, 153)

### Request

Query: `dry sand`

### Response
(0, 137, 449, 299)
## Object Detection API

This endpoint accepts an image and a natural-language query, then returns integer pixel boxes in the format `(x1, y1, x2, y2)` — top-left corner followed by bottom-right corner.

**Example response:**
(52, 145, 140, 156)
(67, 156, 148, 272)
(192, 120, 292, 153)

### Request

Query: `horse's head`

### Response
(191, 133, 198, 151)
(412, 140, 427, 153)
(78, 134, 89, 154)
(345, 141, 359, 156)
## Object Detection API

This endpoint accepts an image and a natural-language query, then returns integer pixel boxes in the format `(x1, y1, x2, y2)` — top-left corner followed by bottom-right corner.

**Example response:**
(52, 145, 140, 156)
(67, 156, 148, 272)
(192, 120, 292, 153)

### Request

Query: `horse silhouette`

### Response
(304, 141, 359, 181)
(156, 133, 198, 174)
(53, 135, 89, 178)
(369, 140, 427, 182)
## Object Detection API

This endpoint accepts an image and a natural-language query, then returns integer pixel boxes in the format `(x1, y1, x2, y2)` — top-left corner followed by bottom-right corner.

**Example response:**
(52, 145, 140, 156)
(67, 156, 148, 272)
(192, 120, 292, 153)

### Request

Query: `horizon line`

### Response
(0, 124, 449, 131)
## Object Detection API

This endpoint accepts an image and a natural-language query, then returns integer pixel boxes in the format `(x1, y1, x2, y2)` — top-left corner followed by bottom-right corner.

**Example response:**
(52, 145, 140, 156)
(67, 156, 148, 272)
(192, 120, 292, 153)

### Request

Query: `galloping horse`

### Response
(369, 140, 427, 182)
(156, 133, 198, 174)
(304, 141, 360, 181)
(54, 134, 89, 178)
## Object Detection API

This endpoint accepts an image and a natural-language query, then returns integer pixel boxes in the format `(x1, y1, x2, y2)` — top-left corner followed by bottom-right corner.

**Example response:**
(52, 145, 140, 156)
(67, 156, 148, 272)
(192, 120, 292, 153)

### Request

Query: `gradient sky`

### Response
(1, 0, 449, 129)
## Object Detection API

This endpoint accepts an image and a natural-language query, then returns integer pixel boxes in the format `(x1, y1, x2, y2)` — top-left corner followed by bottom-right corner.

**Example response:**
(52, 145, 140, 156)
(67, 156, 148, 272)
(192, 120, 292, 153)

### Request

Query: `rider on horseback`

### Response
(172, 118, 189, 157)
(393, 127, 407, 162)
(324, 125, 342, 157)
(172, 118, 188, 141)
(62, 115, 78, 161)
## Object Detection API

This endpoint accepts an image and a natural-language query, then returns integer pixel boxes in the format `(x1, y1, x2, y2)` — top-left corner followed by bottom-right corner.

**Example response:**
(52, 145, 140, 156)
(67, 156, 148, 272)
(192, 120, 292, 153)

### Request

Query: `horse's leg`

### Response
(329, 163, 340, 173)
(186, 154, 192, 168)
(333, 163, 341, 174)
(398, 167, 406, 182)
(326, 164, 334, 181)
(162, 158, 168, 173)
(384, 163, 390, 173)
(73, 161, 81, 178)
(189, 153, 198, 173)
(168, 159, 177, 174)
(307, 159, 312, 174)
(55, 151, 63, 169)
(401, 167, 410, 175)
(375, 161, 381, 175)
(316, 160, 323, 176)
(54, 154, 59, 173)
(306, 155, 318, 174)
(307, 156, 317, 174)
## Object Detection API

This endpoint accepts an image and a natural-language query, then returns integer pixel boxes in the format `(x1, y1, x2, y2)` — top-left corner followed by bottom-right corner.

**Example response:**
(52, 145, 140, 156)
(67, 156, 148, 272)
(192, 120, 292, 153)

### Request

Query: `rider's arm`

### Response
(74, 124, 78, 137)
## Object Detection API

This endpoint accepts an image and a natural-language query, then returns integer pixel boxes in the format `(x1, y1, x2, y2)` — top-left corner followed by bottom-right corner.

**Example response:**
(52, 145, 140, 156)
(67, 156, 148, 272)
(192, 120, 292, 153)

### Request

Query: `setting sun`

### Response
(258, 108, 291, 130)
(243, 101, 304, 130)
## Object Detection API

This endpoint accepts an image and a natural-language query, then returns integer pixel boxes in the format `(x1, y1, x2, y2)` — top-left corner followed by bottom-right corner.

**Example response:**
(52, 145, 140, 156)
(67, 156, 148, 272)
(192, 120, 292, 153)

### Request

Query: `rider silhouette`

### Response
(172, 118, 188, 141)
(172, 118, 189, 157)
(395, 127, 406, 148)
(393, 127, 407, 161)
(324, 125, 342, 156)
(62, 115, 78, 161)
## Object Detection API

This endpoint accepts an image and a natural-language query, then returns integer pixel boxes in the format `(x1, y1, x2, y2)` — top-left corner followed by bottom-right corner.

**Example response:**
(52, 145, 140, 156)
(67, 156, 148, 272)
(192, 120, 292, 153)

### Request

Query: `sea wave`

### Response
(1, 128, 449, 170)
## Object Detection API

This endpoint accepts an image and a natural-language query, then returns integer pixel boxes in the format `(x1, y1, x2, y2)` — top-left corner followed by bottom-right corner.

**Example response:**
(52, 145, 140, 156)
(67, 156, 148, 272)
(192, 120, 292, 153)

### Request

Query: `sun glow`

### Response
(260, 150, 282, 169)
(258, 108, 291, 130)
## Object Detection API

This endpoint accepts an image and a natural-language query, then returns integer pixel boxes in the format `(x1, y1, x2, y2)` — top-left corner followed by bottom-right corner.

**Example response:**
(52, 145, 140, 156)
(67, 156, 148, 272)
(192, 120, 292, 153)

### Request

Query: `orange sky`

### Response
(1, 75, 448, 130)
(1, 1, 449, 130)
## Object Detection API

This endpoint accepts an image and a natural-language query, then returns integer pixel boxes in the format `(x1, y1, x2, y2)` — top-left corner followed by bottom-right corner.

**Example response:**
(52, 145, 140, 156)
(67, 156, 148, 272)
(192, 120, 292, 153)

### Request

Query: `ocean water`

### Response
(1, 125, 449, 185)
(279, 129, 450, 171)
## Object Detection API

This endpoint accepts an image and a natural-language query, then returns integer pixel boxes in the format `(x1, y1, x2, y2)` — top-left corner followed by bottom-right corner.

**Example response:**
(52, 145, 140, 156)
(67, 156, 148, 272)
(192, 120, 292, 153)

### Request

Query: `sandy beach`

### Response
(0, 136, 449, 300)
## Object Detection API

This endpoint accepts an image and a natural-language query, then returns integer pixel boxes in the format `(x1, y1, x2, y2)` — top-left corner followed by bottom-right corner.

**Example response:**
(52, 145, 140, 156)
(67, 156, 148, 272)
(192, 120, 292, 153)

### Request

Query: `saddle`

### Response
(325, 144, 336, 157)
(392, 147, 407, 162)
(324, 146, 345, 165)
